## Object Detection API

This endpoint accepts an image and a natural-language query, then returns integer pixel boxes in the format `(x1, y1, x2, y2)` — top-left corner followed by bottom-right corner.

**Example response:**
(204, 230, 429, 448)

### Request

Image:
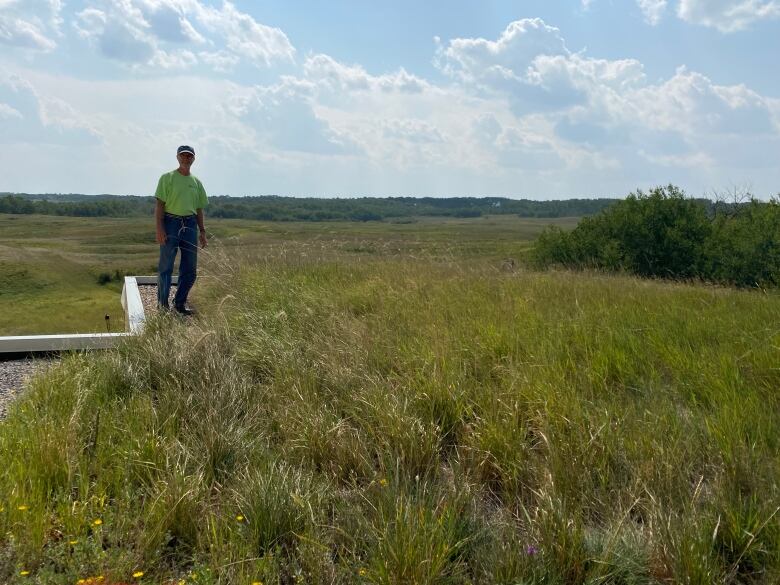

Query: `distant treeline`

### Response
(533, 185, 780, 288)
(0, 193, 617, 221)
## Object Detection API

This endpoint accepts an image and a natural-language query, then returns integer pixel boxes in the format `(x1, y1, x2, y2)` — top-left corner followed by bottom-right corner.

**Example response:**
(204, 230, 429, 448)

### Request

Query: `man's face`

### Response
(177, 152, 195, 168)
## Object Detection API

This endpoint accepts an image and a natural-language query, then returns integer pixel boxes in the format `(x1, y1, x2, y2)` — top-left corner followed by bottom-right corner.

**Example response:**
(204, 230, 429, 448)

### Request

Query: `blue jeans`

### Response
(158, 214, 198, 309)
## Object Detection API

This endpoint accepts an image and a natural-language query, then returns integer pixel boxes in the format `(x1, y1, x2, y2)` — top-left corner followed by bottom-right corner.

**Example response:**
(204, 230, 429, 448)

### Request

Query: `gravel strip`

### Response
(0, 359, 54, 420)
(138, 284, 178, 316)
(1, 285, 175, 420)
(139, 284, 161, 316)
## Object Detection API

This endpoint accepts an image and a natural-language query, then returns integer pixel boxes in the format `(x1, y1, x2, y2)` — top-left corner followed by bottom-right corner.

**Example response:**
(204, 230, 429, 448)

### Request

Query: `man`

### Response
(155, 145, 208, 314)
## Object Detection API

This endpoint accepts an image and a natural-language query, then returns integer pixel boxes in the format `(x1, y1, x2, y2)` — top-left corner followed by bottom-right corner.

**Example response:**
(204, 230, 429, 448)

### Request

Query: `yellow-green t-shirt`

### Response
(155, 170, 208, 216)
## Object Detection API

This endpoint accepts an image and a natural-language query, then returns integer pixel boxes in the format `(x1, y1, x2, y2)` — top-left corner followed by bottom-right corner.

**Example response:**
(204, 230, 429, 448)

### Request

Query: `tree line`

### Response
(0, 193, 617, 221)
(532, 185, 780, 288)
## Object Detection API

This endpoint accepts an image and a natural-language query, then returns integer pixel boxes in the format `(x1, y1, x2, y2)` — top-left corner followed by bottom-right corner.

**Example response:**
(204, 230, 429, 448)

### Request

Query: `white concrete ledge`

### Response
(0, 333, 128, 353)
(0, 274, 178, 354)
(121, 276, 145, 334)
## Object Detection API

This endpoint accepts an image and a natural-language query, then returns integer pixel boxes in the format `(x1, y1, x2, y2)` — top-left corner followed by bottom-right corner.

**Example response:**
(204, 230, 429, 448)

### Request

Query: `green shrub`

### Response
(705, 199, 780, 287)
(533, 185, 780, 287)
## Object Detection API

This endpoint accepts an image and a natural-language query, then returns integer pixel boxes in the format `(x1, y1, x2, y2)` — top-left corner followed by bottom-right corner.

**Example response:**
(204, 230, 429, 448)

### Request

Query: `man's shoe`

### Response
(174, 305, 196, 316)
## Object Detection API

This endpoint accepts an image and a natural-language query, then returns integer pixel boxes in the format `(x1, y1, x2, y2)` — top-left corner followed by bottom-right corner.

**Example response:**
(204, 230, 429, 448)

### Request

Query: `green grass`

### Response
(0, 229, 778, 583)
(0, 215, 158, 334)
(0, 213, 574, 334)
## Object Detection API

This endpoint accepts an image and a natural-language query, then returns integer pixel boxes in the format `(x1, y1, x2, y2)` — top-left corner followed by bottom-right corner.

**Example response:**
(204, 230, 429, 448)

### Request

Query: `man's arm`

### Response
(155, 199, 166, 245)
(196, 208, 207, 248)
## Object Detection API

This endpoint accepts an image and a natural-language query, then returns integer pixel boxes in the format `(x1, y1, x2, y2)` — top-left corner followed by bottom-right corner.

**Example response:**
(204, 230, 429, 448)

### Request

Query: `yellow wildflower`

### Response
(379, 478, 388, 487)
(20, 570, 30, 576)
(77, 580, 86, 584)
(132, 571, 144, 578)
(359, 567, 367, 576)
(69, 539, 78, 545)
(17, 505, 28, 511)
(236, 515, 245, 522)
(251, 581, 264, 585)
(92, 519, 103, 526)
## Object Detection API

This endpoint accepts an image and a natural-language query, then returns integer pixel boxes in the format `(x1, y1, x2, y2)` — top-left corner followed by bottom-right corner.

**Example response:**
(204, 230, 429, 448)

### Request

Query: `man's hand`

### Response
(155, 199, 167, 245)
(199, 230, 208, 249)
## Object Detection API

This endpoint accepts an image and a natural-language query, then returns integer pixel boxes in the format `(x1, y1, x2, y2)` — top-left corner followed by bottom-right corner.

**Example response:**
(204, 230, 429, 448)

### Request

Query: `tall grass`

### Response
(1, 246, 778, 583)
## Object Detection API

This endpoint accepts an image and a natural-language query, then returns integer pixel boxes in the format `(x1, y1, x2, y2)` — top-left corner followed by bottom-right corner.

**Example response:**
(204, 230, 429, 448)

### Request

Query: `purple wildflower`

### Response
(525, 544, 539, 556)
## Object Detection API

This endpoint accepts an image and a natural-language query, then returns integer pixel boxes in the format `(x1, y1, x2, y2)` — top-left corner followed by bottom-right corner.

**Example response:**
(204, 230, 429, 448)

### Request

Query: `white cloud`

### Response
(637, 0, 669, 24)
(293, 55, 490, 170)
(199, 49, 240, 72)
(470, 114, 554, 172)
(195, 1, 295, 66)
(443, 20, 774, 145)
(0, 73, 101, 145)
(0, 17, 56, 50)
(547, 64, 780, 176)
(2, 11, 779, 197)
(382, 119, 444, 144)
(492, 125, 565, 170)
(135, 0, 205, 44)
(435, 18, 569, 85)
(149, 48, 197, 69)
(75, 0, 294, 70)
(587, 0, 778, 30)
(0, 0, 62, 51)
(529, 54, 646, 94)
(0, 101, 22, 119)
(75, 6, 156, 63)
(221, 33, 780, 187)
(304, 54, 429, 94)
(630, 67, 775, 136)
(471, 113, 503, 144)
(37, 94, 101, 136)
(639, 148, 713, 167)
(226, 78, 361, 156)
(437, 18, 780, 183)
(437, 20, 646, 116)
(677, 0, 780, 31)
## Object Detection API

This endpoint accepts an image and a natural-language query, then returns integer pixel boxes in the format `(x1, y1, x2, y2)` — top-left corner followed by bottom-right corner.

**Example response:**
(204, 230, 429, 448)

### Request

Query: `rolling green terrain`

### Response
(0, 216, 154, 335)
(0, 213, 575, 335)
(0, 212, 778, 583)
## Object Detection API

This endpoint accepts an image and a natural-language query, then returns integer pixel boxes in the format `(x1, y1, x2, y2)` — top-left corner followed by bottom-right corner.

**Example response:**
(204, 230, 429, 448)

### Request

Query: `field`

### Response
(0, 212, 778, 584)
(0, 214, 575, 335)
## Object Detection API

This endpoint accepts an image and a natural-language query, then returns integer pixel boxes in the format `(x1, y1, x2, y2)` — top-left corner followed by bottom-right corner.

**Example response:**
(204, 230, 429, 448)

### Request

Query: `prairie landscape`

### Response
(0, 213, 575, 334)
(0, 203, 778, 584)
(3, 0, 780, 582)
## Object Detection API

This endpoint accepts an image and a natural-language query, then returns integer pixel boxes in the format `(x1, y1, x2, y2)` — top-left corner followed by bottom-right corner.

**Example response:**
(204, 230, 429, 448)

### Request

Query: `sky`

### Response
(1, 1, 779, 199)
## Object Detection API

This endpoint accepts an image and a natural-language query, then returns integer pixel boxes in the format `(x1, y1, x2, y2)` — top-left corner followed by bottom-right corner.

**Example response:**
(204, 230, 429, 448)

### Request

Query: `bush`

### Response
(533, 185, 780, 287)
(705, 199, 780, 287)
(96, 270, 126, 285)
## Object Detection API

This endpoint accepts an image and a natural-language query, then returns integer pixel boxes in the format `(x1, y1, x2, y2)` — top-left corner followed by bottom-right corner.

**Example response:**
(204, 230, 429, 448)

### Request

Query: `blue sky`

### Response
(1, 1, 779, 199)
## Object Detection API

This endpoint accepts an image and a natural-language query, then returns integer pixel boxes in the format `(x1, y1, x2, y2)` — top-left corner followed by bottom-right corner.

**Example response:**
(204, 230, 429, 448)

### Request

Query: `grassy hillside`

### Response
(0, 215, 153, 335)
(0, 241, 778, 583)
